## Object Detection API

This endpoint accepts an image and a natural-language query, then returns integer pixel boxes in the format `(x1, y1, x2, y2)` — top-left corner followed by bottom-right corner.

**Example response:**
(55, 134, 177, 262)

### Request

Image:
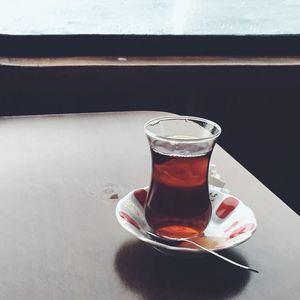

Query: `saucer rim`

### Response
(116, 186, 257, 253)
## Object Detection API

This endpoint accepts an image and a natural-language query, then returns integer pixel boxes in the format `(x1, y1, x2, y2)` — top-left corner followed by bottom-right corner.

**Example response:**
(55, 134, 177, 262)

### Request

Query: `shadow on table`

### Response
(114, 240, 252, 300)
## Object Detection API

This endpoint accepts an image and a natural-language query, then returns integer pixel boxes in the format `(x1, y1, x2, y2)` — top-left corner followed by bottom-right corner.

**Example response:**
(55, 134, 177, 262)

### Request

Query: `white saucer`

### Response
(116, 186, 257, 257)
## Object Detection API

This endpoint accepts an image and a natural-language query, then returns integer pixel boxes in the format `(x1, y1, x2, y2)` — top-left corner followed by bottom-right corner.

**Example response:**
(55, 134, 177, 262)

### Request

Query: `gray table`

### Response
(0, 111, 299, 299)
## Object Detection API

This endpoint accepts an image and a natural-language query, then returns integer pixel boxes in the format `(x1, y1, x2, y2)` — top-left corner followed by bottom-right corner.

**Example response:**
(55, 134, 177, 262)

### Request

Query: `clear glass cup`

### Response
(144, 116, 221, 239)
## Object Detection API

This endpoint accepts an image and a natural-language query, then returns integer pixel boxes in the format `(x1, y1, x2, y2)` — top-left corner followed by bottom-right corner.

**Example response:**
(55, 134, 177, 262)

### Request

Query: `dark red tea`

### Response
(145, 148, 212, 239)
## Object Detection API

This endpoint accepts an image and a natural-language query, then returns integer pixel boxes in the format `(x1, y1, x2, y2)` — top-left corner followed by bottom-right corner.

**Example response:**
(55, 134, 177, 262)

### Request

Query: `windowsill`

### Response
(1, 55, 300, 67)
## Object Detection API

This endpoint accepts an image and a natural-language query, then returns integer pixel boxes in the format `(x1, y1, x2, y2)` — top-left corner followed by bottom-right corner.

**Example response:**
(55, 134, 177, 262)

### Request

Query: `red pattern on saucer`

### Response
(119, 211, 140, 230)
(133, 189, 147, 206)
(229, 223, 256, 239)
(216, 197, 239, 219)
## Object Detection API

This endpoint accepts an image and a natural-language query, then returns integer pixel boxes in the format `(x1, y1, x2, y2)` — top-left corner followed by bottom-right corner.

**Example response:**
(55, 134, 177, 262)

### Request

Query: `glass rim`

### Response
(144, 115, 222, 143)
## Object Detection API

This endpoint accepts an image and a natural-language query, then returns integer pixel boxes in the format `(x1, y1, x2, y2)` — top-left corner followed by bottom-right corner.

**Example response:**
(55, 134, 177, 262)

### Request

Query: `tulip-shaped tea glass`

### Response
(144, 116, 221, 239)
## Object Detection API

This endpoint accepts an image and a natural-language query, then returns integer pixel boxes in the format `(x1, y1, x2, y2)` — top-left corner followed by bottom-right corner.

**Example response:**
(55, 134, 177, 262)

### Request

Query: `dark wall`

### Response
(0, 64, 299, 213)
(185, 89, 300, 215)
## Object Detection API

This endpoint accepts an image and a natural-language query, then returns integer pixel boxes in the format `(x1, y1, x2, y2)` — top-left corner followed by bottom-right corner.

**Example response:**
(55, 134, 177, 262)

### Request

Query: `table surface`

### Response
(0, 111, 299, 300)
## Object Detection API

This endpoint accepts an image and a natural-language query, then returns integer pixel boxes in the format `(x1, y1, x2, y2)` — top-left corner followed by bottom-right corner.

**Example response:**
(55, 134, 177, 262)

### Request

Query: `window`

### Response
(1, 0, 300, 35)
(1, 0, 300, 55)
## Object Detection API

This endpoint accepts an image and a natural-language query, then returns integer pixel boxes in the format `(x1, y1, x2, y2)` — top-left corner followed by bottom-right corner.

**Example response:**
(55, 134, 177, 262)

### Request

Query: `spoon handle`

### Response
(184, 239, 259, 273)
